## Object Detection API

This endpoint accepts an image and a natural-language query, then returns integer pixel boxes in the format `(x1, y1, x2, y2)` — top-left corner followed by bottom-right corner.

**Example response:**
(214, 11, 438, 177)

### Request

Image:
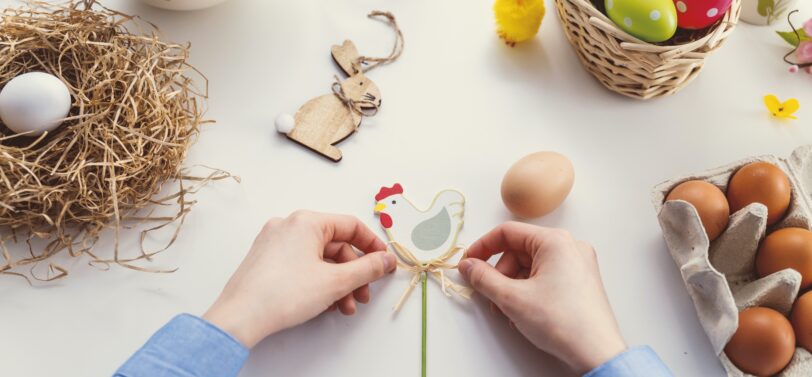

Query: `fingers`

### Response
(323, 242, 358, 261)
(352, 280, 372, 304)
(468, 223, 580, 277)
(335, 251, 396, 292)
(490, 302, 503, 317)
(337, 294, 357, 315)
(466, 222, 550, 261)
(326, 242, 372, 304)
(299, 211, 387, 254)
(458, 258, 519, 309)
(494, 251, 521, 278)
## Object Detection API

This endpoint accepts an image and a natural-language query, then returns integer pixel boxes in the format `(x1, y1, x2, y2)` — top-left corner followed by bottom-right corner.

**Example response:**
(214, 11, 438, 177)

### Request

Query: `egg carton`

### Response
(651, 145, 812, 377)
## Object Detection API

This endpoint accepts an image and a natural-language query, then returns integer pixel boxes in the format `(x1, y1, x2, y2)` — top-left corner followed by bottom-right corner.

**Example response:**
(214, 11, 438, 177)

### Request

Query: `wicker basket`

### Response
(555, 0, 741, 100)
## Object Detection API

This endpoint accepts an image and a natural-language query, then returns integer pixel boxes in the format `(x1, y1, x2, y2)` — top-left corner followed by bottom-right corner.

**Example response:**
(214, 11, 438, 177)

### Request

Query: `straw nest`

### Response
(0, 1, 231, 281)
(555, 0, 741, 100)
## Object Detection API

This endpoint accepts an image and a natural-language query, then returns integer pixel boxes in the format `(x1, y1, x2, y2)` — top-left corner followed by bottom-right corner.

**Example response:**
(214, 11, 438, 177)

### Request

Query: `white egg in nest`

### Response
(0, 72, 72, 136)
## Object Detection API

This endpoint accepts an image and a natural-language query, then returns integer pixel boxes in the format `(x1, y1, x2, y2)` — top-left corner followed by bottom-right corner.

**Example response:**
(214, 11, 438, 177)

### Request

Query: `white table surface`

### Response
(1, 0, 811, 376)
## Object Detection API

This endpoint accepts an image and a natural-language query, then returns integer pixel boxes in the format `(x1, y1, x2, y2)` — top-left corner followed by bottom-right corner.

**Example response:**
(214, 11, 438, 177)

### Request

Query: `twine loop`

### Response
(330, 10, 404, 119)
(356, 10, 405, 73)
(388, 241, 473, 312)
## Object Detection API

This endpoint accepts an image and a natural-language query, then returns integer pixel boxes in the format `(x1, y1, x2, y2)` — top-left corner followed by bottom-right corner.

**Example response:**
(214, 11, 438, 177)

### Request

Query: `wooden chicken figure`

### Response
(373, 183, 471, 377)
(275, 11, 403, 162)
(374, 183, 465, 261)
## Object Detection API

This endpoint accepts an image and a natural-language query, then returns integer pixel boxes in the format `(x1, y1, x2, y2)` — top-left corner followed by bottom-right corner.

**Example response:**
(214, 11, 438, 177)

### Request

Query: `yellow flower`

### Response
(494, 0, 545, 46)
(764, 94, 800, 120)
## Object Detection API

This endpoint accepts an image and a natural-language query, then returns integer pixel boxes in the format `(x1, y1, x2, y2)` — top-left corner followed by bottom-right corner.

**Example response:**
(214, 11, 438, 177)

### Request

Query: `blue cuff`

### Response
(115, 314, 249, 377)
(583, 346, 674, 377)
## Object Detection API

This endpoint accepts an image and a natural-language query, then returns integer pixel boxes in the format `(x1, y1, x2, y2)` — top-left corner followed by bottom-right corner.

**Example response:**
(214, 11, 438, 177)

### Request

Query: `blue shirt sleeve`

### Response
(114, 314, 249, 377)
(584, 346, 674, 377)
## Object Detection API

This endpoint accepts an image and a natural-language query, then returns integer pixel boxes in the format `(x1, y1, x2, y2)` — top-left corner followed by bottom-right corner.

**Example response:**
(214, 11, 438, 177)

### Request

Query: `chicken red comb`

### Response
(375, 183, 403, 201)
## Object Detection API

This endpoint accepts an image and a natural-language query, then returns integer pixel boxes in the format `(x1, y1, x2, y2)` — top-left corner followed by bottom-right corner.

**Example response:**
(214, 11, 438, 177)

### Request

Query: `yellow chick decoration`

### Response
(494, 0, 545, 47)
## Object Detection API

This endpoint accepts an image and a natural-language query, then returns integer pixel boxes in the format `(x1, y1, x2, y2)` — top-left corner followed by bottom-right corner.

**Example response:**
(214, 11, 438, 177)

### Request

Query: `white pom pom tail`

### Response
(275, 113, 295, 134)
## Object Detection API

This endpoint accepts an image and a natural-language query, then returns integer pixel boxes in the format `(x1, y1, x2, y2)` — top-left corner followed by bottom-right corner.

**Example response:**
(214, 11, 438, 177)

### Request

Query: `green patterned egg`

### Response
(605, 0, 678, 42)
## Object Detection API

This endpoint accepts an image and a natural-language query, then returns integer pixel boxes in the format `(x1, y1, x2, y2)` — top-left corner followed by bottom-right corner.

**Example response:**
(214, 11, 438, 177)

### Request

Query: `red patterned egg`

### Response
(673, 0, 732, 29)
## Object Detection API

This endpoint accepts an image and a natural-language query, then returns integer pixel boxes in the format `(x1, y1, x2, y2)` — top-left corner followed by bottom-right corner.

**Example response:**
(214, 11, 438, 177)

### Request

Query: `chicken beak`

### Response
(374, 203, 386, 213)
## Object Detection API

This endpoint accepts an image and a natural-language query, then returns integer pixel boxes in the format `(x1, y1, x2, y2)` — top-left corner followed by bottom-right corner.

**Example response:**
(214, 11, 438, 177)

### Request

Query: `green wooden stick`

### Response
(421, 271, 427, 377)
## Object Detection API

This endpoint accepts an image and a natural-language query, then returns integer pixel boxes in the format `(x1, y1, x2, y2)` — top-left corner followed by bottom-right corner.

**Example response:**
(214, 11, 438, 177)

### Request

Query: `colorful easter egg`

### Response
(605, 0, 678, 42)
(673, 0, 732, 29)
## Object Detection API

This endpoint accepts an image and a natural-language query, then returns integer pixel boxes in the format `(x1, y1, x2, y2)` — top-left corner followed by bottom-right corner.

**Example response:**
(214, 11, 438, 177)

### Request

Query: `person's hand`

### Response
(203, 211, 396, 348)
(458, 222, 626, 374)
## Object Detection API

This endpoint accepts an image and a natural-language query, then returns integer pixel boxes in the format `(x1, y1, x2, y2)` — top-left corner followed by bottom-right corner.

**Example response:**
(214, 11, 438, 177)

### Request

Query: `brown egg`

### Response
(792, 291, 812, 352)
(725, 307, 796, 377)
(666, 180, 730, 241)
(757, 227, 812, 289)
(727, 162, 791, 226)
(501, 151, 574, 218)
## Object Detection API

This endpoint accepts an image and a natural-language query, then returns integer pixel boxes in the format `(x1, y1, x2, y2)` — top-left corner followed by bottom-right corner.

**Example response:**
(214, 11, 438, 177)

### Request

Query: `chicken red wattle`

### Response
(380, 213, 393, 228)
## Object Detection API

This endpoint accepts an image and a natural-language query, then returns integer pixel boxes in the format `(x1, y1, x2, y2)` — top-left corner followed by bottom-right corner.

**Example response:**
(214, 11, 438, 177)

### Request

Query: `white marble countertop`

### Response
(1, 0, 811, 376)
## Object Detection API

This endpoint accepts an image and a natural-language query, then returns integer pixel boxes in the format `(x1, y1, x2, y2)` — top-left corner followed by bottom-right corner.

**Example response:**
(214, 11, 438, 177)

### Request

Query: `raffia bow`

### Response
(388, 241, 473, 312)
(331, 77, 380, 117)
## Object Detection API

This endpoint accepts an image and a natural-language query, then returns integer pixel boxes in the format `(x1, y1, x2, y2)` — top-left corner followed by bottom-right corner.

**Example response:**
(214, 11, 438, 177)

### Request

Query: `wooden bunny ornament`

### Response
(275, 11, 403, 162)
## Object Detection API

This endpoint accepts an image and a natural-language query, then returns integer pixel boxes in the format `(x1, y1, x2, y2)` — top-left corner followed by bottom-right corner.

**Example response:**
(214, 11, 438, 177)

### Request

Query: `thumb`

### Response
(458, 258, 516, 305)
(335, 251, 396, 290)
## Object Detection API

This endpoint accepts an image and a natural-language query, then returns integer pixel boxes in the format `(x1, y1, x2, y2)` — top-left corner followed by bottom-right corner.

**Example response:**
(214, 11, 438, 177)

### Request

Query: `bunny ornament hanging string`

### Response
(275, 10, 404, 162)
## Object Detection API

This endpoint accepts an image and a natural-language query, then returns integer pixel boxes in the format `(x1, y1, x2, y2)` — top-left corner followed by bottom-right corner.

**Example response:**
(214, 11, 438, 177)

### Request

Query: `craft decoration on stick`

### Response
(275, 11, 404, 162)
(373, 183, 472, 377)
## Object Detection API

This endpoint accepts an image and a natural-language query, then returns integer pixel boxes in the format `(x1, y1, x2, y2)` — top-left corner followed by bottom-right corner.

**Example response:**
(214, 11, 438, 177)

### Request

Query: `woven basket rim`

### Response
(555, 0, 741, 99)
(563, 0, 742, 54)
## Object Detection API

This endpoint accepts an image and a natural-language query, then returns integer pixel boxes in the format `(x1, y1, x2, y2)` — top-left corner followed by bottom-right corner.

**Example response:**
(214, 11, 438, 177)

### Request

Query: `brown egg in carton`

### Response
(651, 145, 812, 377)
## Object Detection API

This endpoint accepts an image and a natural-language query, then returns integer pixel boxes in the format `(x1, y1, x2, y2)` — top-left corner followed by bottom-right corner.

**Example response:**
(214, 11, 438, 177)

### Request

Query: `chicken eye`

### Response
(391, 200, 396, 205)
